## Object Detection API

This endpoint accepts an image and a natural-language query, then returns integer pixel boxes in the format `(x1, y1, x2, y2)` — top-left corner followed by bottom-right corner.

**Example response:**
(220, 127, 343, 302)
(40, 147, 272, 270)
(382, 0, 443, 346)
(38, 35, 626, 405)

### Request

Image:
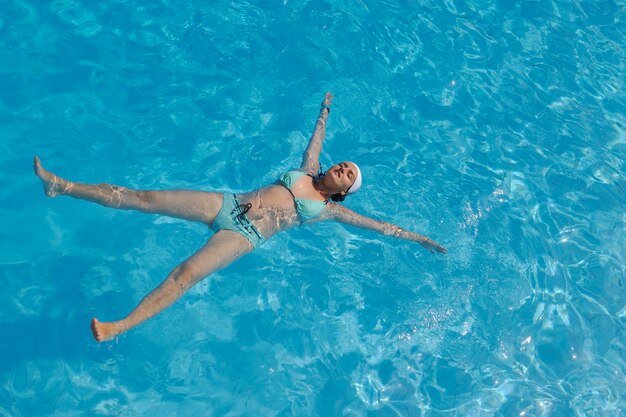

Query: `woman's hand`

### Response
(321, 92, 333, 110)
(420, 237, 448, 254)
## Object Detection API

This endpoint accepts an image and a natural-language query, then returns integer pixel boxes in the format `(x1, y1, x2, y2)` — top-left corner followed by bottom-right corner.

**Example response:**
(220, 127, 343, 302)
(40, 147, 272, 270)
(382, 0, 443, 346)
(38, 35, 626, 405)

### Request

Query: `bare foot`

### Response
(91, 318, 121, 342)
(33, 156, 72, 197)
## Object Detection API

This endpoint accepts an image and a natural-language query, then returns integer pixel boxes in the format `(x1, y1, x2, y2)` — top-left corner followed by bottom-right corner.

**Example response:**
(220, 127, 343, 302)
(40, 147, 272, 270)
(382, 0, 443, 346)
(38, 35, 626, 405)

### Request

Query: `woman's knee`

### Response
(135, 190, 157, 210)
(170, 262, 203, 292)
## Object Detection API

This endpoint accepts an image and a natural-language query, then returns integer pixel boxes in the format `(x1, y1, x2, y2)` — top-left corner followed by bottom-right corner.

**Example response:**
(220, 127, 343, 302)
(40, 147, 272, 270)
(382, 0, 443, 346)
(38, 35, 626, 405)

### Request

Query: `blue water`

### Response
(1, 0, 625, 415)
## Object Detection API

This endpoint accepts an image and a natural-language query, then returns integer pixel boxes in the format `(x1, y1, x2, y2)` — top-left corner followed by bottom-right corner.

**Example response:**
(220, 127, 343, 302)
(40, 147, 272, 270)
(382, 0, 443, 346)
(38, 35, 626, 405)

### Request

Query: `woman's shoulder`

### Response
(291, 168, 315, 176)
(279, 169, 311, 180)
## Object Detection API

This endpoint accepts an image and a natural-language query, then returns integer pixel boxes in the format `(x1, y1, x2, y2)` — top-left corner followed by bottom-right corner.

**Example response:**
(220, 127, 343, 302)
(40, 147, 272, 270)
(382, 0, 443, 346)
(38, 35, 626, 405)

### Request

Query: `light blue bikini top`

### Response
(277, 170, 327, 222)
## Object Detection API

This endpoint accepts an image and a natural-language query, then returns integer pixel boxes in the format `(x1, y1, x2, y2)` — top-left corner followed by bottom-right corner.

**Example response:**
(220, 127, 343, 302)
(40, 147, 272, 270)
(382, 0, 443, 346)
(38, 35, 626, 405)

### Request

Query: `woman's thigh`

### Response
(179, 229, 253, 287)
(138, 190, 224, 225)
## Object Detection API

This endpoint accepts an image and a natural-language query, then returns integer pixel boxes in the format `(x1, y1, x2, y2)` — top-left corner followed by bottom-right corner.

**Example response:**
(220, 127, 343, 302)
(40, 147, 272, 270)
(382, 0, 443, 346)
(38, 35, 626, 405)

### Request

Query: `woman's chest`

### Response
(289, 175, 325, 202)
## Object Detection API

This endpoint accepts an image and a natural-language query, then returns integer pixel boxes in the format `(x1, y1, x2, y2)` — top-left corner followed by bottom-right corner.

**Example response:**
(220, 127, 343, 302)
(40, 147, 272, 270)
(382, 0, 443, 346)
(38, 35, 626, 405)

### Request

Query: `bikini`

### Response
(276, 170, 328, 222)
(211, 193, 265, 248)
(211, 170, 327, 249)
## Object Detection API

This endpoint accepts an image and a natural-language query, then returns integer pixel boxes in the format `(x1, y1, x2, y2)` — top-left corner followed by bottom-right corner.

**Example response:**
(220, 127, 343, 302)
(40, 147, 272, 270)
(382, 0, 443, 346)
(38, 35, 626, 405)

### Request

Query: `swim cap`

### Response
(346, 162, 362, 195)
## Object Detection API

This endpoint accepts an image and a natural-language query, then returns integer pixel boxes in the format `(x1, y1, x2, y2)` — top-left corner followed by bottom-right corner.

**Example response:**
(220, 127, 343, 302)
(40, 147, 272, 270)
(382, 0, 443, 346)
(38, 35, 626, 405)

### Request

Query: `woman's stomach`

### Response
(237, 184, 300, 238)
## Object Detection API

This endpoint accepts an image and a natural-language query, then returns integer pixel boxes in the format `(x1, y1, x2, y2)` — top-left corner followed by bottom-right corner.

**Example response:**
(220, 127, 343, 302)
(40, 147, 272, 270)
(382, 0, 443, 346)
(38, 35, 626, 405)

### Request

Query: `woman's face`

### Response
(324, 161, 357, 194)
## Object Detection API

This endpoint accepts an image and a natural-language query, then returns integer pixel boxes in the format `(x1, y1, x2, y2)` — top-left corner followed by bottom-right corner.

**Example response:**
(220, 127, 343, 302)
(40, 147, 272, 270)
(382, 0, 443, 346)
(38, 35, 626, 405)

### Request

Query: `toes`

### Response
(91, 318, 101, 342)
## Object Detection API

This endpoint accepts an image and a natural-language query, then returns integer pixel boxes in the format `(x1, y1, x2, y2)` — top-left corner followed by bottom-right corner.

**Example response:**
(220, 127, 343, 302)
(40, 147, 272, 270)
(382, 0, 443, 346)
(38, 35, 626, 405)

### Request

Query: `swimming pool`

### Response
(1, 0, 624, 415)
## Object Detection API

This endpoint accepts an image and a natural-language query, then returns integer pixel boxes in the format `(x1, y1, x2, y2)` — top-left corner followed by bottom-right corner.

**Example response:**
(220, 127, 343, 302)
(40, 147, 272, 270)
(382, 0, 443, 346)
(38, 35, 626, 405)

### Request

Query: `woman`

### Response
(34, 92, 447, 342)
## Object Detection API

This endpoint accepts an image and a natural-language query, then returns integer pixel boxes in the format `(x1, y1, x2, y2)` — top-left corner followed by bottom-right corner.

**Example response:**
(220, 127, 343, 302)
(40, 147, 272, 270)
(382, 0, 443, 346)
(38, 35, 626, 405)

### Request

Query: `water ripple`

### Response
(2, 0, 626, 415)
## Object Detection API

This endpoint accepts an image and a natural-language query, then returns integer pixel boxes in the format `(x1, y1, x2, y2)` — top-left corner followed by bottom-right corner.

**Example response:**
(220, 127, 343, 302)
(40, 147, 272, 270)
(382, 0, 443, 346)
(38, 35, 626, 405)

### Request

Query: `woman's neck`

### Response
(312, 176, 332, 199)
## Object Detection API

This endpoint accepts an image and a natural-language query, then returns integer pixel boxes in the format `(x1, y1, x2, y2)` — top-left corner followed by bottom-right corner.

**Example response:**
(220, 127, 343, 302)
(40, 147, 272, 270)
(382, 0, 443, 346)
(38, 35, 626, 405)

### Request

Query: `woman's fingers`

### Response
(433, 242, 447, 253)
(422, 239, 447, 254)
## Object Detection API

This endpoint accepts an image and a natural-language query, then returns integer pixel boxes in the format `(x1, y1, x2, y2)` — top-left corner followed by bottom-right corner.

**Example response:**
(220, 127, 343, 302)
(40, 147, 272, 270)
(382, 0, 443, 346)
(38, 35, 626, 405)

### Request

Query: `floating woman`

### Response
(34, 92, 447, 342)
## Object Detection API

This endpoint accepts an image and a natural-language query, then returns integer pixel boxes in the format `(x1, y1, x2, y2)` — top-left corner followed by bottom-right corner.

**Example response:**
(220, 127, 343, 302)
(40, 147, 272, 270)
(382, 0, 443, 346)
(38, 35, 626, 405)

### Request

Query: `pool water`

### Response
(1, 1, 625, 416)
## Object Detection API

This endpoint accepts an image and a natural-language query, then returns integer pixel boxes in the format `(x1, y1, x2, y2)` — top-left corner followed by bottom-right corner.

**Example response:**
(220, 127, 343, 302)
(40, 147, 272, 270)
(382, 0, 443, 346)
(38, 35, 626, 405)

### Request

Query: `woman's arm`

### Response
(300, 92, 333, 174)
(322, 203, 448, 254)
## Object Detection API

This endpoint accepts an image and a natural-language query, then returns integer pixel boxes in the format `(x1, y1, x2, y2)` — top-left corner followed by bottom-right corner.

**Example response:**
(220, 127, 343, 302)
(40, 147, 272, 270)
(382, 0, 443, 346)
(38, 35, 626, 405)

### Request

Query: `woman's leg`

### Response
(91, 230, 253, 342)
(34, 156, 222, 224)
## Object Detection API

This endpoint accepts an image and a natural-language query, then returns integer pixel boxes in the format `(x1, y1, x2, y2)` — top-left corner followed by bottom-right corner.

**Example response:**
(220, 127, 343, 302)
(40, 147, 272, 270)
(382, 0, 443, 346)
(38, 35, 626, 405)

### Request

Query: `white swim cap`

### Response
(346, 162, 362, 195)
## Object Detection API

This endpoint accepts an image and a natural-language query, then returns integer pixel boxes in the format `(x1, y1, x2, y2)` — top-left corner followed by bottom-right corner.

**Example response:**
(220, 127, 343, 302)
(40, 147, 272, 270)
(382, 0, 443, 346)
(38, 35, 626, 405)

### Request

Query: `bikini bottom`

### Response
(211, 193, 265, 249)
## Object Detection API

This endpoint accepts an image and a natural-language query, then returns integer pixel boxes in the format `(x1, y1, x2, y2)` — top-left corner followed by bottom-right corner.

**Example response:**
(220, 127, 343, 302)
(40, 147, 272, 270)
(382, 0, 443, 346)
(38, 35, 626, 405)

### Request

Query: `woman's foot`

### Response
(33, 156, 72, 197)
(91, 318, 121, 342)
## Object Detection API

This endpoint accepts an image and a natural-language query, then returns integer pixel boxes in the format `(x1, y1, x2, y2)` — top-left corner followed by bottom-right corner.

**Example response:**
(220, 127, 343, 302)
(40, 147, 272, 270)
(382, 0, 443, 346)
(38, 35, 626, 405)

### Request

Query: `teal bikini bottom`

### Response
(211, 194, 265, 249)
